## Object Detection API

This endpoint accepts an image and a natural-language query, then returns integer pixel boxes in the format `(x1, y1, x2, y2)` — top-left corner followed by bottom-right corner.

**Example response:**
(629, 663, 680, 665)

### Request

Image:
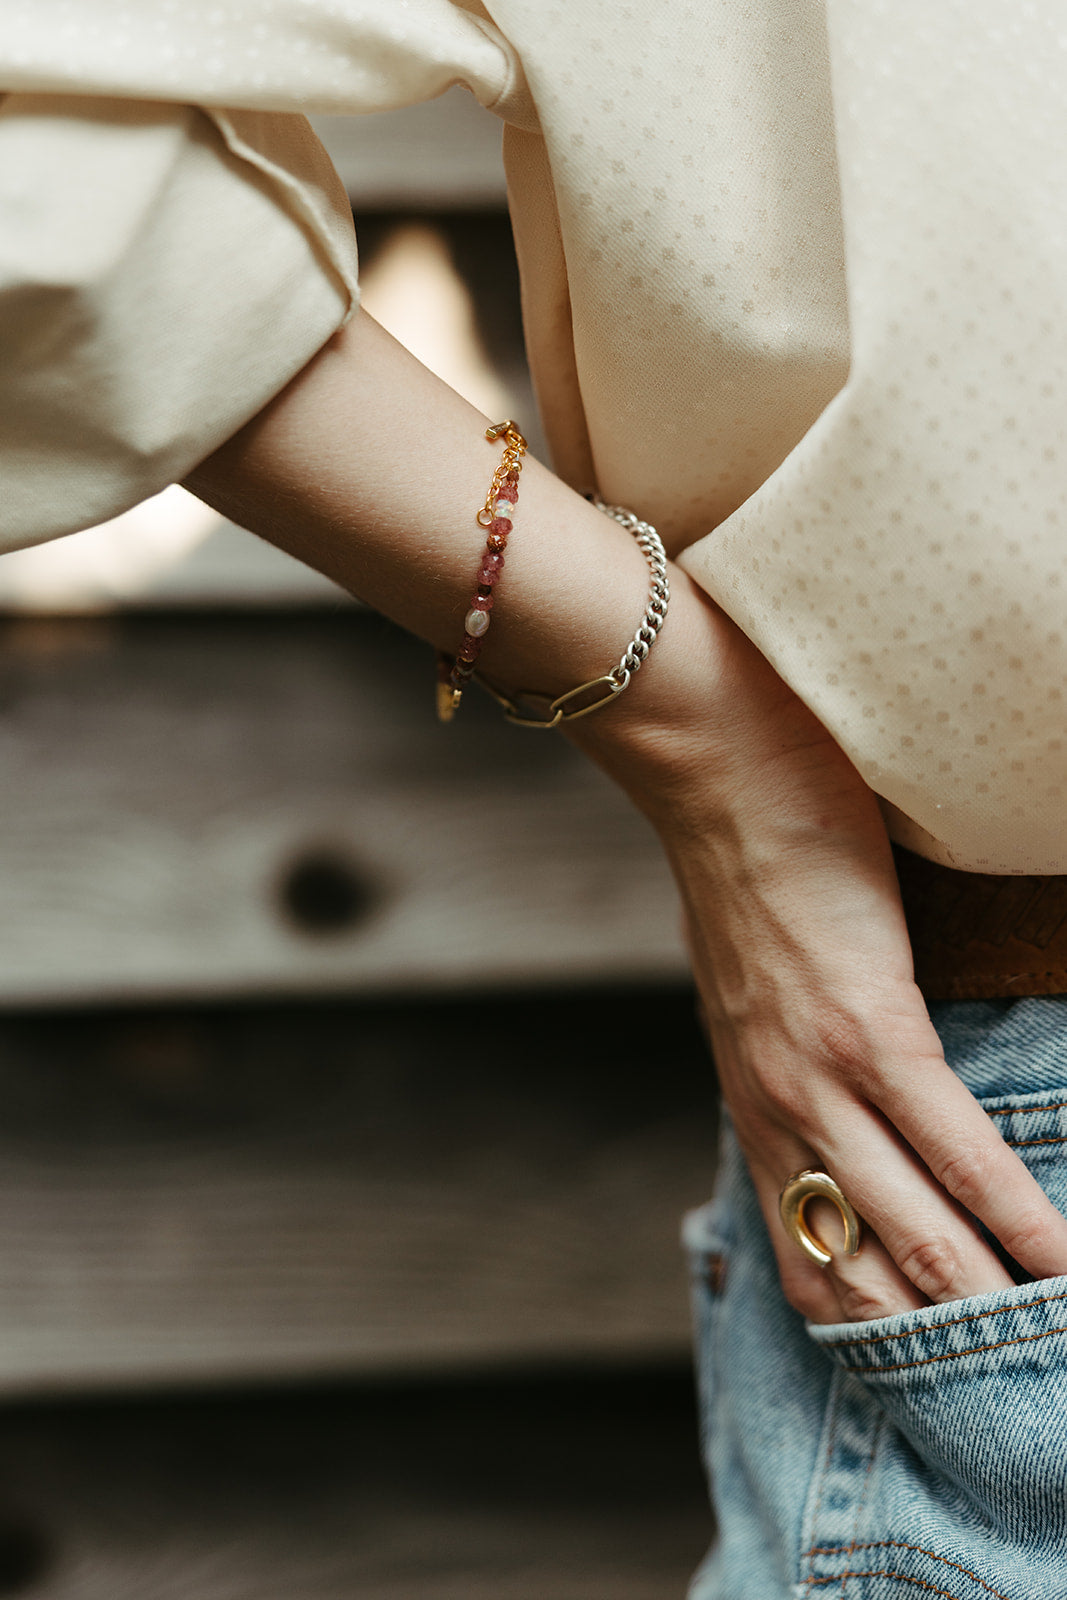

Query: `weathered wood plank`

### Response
(0, 1370, 712, 1598)
(0, 994, 716, 1392)
(0, 615, 686, 1006)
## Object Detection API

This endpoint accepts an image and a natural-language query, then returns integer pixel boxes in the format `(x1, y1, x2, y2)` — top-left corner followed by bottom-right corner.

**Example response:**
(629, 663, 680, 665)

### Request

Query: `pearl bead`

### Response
(465, 607, 491, 637)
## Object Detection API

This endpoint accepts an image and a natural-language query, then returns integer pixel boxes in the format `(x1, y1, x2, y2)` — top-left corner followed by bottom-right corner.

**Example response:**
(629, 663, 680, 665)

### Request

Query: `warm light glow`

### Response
(359, 222, 510, 418)
(0, 486, 219, 609)
(0, 222, 507, 610)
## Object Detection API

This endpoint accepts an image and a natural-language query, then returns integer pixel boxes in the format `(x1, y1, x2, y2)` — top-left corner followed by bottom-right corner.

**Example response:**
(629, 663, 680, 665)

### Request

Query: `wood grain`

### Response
(0, 1370, 712, 1598)
(0, 615, 686, 1006)
(0, 992, 716, 1393)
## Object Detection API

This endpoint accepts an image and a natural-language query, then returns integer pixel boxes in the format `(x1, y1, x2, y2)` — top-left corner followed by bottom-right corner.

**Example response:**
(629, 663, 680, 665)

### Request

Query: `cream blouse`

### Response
(1, 0, 1065, 873)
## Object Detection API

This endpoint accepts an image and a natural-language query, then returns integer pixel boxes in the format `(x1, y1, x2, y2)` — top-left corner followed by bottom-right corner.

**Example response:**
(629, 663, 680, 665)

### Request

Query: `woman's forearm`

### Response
(186, 304, 1067, 1324)
(184, 307, 728, 746)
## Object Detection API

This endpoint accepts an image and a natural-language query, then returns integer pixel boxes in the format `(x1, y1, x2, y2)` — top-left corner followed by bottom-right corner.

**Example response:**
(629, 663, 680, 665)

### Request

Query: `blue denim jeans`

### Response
(684, 996, 1067, 1599)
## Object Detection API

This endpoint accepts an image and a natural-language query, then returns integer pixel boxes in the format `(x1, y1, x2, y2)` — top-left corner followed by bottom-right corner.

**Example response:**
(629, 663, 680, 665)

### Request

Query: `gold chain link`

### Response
(476, 420, 527, 527)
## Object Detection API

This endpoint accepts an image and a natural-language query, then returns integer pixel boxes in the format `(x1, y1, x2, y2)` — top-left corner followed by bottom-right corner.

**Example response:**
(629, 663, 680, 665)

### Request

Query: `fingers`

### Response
(693, 901, 1067, 1320)
(742, 1086, 1024, 1325)
(815, 1210, 929, 1324)
(754, 1146, 1010, 1326)
(871, 1061, 1067, 1284)
(814, 1101, 1018, 1306)
(748, 1159, 845, 1325)
(746, 1141, 937, 1326)
(744, 1004, 1062, 1309)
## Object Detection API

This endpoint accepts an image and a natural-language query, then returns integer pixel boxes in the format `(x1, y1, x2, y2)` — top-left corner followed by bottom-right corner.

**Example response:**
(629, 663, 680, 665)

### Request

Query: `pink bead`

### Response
(489, 517, 512, 538)
(478, 552, 505, 585)
(458, 635, 482, 663)
(471, 589, 494, 610)
(497, 479, 519, 503)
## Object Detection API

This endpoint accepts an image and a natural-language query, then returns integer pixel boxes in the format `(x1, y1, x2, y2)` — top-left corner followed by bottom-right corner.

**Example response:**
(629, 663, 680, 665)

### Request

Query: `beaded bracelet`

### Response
(436, 419, 527, 723)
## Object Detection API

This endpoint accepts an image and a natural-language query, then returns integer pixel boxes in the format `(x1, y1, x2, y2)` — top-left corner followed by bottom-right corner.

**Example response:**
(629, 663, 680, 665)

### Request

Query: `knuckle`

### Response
(814, 1012, 874, 1086)
(764, 1084, 813, 1140)
(898, 1237, 964, 1303)
(934, 1146, 991, 1214)
(737, 1064, 814, 1139)
(1000, 1208, 1056, 1269)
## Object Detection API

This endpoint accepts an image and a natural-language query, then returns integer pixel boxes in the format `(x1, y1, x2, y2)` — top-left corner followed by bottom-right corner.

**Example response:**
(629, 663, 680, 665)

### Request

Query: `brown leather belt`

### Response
(894, 847, 1067, 1001)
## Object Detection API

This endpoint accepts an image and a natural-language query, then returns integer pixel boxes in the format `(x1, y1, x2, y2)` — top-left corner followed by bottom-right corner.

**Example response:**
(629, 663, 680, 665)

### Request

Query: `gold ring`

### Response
(778, 1169, 862, 1267)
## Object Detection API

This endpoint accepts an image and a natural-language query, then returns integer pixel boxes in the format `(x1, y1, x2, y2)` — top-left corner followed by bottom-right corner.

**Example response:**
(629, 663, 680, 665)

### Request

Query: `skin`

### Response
(186, 309, 1067, 1324)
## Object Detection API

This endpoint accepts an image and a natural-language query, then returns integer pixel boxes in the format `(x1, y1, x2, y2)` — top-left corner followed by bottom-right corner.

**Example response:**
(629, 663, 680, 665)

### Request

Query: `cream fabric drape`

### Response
(1, 0, 1065, 870)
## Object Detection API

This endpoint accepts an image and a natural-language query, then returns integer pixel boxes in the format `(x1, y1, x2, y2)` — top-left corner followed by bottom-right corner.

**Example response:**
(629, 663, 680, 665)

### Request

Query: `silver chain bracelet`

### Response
(477, 496, 670, 729)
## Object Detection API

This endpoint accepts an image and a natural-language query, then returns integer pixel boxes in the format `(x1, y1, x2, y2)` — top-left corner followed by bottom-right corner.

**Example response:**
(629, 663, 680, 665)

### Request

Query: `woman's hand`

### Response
(571, 570, 1067, 1323)
(185, 311, 1067, 1323)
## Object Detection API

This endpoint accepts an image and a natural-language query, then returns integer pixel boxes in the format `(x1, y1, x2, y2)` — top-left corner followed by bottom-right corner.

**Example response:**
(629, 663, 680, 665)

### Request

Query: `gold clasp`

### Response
(479, 421, 527, 525)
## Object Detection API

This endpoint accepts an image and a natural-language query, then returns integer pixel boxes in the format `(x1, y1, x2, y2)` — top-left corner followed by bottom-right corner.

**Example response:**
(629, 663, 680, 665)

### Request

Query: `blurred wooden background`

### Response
(0, 89, 717, 1598)
(0, 1366, 713, 1600)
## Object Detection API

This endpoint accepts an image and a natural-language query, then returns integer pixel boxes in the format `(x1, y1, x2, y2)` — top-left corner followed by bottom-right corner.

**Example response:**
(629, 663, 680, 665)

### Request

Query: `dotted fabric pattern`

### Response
(677, 0, 1067, 873)
(0, 0, 1064, 868)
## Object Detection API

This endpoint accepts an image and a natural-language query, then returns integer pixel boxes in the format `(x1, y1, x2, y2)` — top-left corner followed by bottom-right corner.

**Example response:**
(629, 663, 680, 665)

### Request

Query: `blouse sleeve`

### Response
(0, 1, 526, 550)
(0, 93, 359, 549)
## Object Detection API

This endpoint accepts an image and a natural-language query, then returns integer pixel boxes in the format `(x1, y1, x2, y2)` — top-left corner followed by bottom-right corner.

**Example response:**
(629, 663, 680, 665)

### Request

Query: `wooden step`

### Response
(0, 1370, 713, 1599)
(0, 991, 717, 1393)
(0, 613, 686, 1007)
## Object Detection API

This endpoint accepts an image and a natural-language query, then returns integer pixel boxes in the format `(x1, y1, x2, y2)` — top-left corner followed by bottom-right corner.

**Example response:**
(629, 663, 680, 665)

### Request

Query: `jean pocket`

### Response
(683, 1195, 734, 1465)
(803, 1089, 1067, 1591)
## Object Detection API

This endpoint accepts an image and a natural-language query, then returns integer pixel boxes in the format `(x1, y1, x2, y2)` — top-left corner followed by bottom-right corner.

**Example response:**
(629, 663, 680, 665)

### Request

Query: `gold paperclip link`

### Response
(471, 680, 561, 728)
(549, 674, 627, 722)
(476, 673, 627, 728)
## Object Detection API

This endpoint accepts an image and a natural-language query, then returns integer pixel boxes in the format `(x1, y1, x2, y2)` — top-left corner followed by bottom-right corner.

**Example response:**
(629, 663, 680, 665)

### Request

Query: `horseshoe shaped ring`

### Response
(778, 1169, 862, 1267)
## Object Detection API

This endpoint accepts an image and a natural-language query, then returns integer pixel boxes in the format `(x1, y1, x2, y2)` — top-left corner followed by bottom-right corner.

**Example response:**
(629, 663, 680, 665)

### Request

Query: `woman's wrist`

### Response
(558, 566, 740, 819)
(186, 310, 671, 711)
(183, 302, 813, 832)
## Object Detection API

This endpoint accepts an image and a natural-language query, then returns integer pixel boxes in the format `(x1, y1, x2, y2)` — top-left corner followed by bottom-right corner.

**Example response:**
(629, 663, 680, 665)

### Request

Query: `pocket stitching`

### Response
(832, 1411, 885, 1590)
(822, 1286, 1067, 1350)
(838, 1320, 1067, 1374)
(800, 1367, 846, 1587)
(988, 1097, 1067, 1146)
(988, 1100, 1067, 1117)
(806, 1566, 1006, 1597)
(802, 1540, 1012, 1599)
